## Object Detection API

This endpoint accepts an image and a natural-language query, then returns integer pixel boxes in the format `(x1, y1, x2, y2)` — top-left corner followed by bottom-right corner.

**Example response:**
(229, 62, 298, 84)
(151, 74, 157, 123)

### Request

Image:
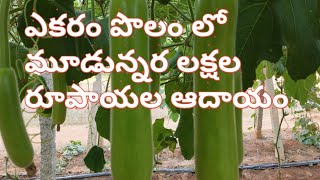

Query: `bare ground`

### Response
(2, 129, 319, 180)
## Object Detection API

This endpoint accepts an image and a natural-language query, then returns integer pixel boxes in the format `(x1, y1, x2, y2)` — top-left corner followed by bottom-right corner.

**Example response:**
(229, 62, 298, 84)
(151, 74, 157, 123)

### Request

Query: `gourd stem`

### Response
(0, 0, 10, 68)
(151, 0, 155, 20)
(91, 0, 95, 21)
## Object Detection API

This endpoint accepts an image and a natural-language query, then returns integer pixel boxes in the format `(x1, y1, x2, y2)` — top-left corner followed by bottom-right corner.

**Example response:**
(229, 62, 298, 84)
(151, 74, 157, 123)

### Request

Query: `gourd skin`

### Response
(150, 34, 161, 94)
(193, 0, 239, 179)
(0, 0, 34, 169)
(234, 71, 244, 164)
(0, 69, 34, 168)
(52, 72, 67, 130)
(109, 0, 153, 179)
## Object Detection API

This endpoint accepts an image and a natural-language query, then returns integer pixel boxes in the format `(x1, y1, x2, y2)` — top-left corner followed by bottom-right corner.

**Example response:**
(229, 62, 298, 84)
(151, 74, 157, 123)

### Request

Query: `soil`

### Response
(0, 91, 319, 179)
(1, 128, 320, 180)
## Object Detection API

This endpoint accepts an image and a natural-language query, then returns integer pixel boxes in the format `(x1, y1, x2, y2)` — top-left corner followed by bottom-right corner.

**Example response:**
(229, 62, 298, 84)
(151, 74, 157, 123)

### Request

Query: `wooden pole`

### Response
(265, 78, 285, 160)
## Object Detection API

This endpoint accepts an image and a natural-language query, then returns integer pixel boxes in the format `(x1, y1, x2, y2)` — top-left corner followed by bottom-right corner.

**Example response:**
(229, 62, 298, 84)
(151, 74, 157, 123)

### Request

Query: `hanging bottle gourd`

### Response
(193, 0, 239, 179)
(109, 0, 153, 179)
(0, 0, 35, 174)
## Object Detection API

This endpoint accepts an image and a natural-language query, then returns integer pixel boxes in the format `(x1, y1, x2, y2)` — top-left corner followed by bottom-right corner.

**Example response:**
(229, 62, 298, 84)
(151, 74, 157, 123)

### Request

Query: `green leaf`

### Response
(65, 15, 110, 85)
(283, 71, 316, 105)
(271, 0, 320, 81)
(86, 16, 110, 55)
(171, 36, 182, 43)
(288, 99, 297, 109)
(175, 109, 194, 160)
(274, 60, 285, 78)
(255, 60, 275, 81)
(250, 113, 256, 119)
(297, 135, 306, 143)
(153, 118, 177, 154)
(169, 111, 180, 122)
(301, 129, 310, 136)
(95, 106, 111, 141)
(299, 118, 310, 127)
(84, 146, 106, 173)
(167, 136, 177, 153)
(252, 81, 259, 89)
(17, 2, 109, 85)
(302, 138, 315, 145)
(293, 116, 320, 149)
(37, 106, 52, 118)
(237, 0, 282, 90)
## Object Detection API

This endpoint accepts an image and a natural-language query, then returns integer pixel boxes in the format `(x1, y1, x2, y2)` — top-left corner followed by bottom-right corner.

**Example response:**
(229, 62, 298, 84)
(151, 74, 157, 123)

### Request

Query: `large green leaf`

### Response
(283, 71, 317, 105)
(17, 0, 92, 56)
(84, 146, 106, 173)
(81, 11, 110, 55)
(237, 0, 282, 90)
(17, 0, 109, 85)
(271, 0, 320, 81)
(95, 106, 111, 141)
(153, 118, 177, 155)
(174, 108, 194, 160)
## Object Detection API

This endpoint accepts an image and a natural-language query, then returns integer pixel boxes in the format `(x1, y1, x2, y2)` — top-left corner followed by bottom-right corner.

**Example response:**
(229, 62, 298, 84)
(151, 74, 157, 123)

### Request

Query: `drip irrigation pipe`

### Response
(239, 160, 320, 170)
(20, 159, 320, 180)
